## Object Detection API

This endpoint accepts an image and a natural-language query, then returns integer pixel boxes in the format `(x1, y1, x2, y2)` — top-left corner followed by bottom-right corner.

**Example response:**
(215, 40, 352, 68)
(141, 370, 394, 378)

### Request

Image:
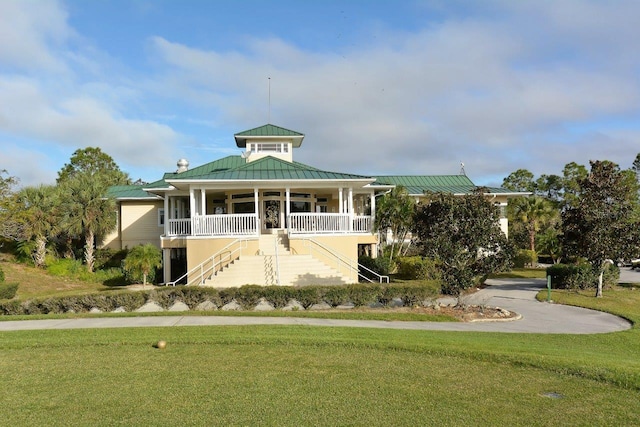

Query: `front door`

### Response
(264, 200, 281, 229)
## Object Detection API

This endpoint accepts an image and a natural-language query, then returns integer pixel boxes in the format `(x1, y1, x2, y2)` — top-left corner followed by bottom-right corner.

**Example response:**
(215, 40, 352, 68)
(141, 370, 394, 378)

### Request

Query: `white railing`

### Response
(303, 238, 389, 284)
(353, 215, 372, 232)
(167, 214, 259, 237)
(165, 239, 250, 286)
(193, 213, 258, 236)
(289, 213, 372, 235)
(168, 218, 191, 236)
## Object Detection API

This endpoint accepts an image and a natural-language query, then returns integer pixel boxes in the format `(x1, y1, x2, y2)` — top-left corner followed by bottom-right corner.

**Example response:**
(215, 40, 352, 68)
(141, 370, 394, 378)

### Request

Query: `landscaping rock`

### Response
(221, 300, 242, 311)
(89, 307, 102, 313)
(368, 301, 384, 309)
(308, 302, 332, 311)
(389, 297, 404, 308)
(168, 301, 190, 312)
(254, 298, 275, 311)
(135, 301, 164, 312)
(111, 306, 126, 313)
(336, 303, 355, 310)
(282, 299, 305, 311)
(195, 300, 218, 311)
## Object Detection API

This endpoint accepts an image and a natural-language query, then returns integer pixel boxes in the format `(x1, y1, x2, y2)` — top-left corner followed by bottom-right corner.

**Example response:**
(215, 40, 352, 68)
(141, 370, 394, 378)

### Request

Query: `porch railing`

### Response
(289, 213, 372, 235)
(167, 214, 259, 237)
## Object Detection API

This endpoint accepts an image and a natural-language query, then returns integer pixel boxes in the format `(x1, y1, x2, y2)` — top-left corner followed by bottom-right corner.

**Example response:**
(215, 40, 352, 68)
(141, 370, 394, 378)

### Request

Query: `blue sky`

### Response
(1, 0, 639, 188)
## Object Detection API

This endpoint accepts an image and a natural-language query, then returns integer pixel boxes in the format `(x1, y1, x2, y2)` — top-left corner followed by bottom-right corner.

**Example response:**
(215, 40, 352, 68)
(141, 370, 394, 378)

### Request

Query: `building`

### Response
(104, 124, 520, 287)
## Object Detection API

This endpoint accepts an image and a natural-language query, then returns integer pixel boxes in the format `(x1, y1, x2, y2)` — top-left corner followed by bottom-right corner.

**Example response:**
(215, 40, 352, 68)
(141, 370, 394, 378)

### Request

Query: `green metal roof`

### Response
(235, 124, 303, 137)
(169, 156, 373, 181)
(374, 175, 477, 195)
(234, 124, 305, 148)
(107, 185, 159, 199)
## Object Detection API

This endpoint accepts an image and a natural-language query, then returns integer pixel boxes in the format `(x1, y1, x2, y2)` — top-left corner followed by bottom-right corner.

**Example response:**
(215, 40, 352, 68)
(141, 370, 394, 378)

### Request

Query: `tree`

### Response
(57, 148, 126, 271)
(0, 170, 20, 240)
(502, 169, 536, 193)
(9, 185, 61, 267)
(57, 147, 130, 186)
(535, 174, 563, 204)
(561, 160, 640, 297)
(374, 186, 415, 260)
(123, 244, 162, 287)
(60, 173, 116, 272)
(413, 192, 514, 296)
(561, 162, 588, 209)
(0, 169, 18, 200)
(511, 196, 556, 253)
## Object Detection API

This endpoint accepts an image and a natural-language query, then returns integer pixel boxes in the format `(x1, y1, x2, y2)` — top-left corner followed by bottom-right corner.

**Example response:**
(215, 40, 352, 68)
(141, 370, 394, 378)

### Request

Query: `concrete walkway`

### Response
(0, 278, 633, 334)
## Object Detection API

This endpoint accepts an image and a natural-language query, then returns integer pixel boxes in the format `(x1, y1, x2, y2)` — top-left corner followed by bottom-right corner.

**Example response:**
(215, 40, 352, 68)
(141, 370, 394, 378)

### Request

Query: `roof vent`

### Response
(176, 158, 189, 173)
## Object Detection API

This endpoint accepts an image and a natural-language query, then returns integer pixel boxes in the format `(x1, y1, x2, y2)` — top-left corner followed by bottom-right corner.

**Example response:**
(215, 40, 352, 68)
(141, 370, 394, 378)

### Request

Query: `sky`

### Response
(1, 0, 639, 189)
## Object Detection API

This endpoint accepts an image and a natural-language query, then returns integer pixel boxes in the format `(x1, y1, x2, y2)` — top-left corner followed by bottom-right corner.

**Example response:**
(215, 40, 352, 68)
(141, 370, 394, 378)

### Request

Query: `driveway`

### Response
(0, 278, 632, 334)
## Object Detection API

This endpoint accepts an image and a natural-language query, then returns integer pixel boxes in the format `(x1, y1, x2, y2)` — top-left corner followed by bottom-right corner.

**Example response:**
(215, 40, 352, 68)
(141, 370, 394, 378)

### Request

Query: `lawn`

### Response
(3, 259, 640, 425)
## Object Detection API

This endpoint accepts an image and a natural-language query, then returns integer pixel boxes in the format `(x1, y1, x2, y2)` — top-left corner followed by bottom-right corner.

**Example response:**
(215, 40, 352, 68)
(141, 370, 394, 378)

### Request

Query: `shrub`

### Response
(347, 284, 382, 307)
(0, 282, 18, 300)
(95, 248, 128, 270)
(547, 264, 596, 289)
(0, 265, 4, 282)
(0, 299, 23, 315)
(396, 257, 440, 280)
(358, 256, 396, 280)
(46, 258, 84, 276)
(235, 285, 265, 309)
(514, 250, 538, 268)
(319, 286, 351, 307)
(384, 282, 439, 306)
(261, 286, 294, 309)
(294, 287, 321, 308)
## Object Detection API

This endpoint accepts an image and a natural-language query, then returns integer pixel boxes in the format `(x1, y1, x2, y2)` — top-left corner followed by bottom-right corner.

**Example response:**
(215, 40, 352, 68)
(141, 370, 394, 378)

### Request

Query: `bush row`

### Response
(546, 263, 620, 290)
(0, 282, 441, 315)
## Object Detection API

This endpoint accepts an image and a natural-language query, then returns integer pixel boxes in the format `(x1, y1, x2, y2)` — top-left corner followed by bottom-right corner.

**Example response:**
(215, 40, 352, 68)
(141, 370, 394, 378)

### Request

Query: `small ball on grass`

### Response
(156, 340, 167, 349)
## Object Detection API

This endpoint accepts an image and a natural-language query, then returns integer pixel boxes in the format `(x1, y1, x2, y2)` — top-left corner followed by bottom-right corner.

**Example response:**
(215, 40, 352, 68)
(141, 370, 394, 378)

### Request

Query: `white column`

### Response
(189, 188, 195, 217)
(348, 187, 354, 231)
(163, 194, 169, 235)
(200, 189, 206, 215)
(370, 192, 376, 228)
(254, 188, 259, 215)
(338, 188, 343, 214)
(285, 187, 290, 228)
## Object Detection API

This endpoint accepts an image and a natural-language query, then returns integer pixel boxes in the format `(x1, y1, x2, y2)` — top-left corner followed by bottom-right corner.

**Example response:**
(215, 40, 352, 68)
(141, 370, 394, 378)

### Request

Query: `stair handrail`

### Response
(303, 238, 389, 283)
(274, 236, 281, 286)
(164, 238, 250, 286)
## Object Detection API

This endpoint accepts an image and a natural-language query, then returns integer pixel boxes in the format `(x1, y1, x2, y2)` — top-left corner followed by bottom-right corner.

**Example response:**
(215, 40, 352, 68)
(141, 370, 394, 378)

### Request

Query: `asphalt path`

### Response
(0, 275, 634, 334)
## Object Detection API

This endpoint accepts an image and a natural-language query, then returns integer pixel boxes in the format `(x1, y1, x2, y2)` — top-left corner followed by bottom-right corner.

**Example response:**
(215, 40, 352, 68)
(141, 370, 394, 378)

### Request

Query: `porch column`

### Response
(370, 192, 376, 230)
(200, 189, 206, 215)
(254, 188, 259, 215)
(338, 188, 343, 214)
(285, 187, 290, 228)
(189, 188, 195, 235)
(163, 194, 169, 235)
(163, 249, 171, 284)
(348, 187, 354, 231)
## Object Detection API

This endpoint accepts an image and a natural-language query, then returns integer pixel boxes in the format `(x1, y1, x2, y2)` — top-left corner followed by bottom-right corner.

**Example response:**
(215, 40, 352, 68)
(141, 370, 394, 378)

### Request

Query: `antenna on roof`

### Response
(459, 162, 466, 176)
(268, 77, 271, 124)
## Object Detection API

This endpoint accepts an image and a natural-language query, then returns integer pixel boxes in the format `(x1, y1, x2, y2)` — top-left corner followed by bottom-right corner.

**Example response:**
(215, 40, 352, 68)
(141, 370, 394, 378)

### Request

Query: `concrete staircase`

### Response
(201, 234, 352, 287)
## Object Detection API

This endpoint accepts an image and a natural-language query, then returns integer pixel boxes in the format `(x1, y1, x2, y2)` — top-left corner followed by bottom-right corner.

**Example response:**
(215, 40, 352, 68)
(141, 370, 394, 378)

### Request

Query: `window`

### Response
(158, 208, 165, 227)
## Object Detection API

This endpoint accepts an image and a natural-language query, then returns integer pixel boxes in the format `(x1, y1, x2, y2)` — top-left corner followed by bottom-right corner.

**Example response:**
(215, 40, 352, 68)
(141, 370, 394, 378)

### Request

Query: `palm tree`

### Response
(511, 196, 556, 253)
(13, 185, 61, 267)
(60, 173, 116, 272)
(374, 186, 415, 260)
(124, 244, 162, 287)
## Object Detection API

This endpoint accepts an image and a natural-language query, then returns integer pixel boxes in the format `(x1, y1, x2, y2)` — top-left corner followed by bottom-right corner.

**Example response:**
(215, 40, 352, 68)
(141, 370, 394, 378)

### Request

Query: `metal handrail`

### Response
(165, 238, 250, 286)
(304, 238, 389, 283)
(274, 236, 281, 286)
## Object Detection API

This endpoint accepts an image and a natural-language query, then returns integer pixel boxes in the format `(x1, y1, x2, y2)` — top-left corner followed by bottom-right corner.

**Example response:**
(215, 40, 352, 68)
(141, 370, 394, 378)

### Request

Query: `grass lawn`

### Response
(3, 259, 640, 425)
(2, 326, 640, 426)
(490, 268, 547, 279)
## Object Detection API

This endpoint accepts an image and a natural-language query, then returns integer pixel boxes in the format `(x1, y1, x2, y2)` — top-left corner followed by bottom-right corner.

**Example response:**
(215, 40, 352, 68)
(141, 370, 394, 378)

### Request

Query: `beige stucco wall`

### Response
(119, 201, 164, 248)
(101, 200, 163, 250)
(186, 237, 260, 283)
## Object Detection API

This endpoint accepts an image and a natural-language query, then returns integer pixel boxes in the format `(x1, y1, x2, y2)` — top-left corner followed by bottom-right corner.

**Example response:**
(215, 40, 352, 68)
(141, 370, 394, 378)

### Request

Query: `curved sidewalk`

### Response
(0, 279, 632, 334)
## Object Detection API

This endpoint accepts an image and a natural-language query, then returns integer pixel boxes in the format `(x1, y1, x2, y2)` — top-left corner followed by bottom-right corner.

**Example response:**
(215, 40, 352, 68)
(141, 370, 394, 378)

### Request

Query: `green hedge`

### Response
(0, 265, 5, 283)
(513, 250, 538, 268)
(358, 256, 396, 279)
(395, 257, 440, 280)
(0, 282, 442, 315)
(546, 263, 619, 290)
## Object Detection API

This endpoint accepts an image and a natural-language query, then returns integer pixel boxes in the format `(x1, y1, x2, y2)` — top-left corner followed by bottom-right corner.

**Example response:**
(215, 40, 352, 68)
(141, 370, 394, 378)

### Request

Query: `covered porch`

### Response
(163, 186, 377, 238)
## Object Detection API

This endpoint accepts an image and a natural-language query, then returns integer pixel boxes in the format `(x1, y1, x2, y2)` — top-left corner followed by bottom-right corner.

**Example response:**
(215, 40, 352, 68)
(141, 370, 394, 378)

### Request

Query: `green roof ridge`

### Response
(234, 124, 303, 137)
